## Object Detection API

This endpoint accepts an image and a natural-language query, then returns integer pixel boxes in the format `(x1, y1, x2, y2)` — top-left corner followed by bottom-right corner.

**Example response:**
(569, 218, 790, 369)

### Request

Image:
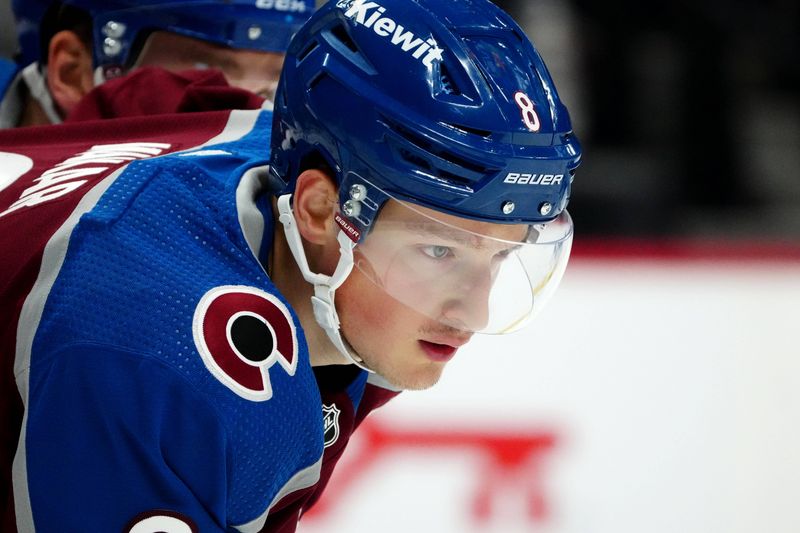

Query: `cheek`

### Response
(337, 271, 413, 348)
(138, 55, 189, 72)
(339, 274, 392, 330)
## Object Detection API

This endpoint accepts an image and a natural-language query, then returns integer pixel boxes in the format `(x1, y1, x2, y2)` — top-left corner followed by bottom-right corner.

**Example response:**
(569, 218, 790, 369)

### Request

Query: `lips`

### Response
(418, 335, 470, 363)
(418, 340, 457, 363)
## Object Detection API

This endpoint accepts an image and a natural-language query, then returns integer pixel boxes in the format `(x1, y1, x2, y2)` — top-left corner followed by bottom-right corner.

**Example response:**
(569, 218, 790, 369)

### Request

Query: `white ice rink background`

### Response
(298, 245, 800, 533)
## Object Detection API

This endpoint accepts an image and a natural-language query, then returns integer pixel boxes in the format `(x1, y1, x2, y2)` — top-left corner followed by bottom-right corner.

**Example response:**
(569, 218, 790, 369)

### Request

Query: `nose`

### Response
(438, 265, 493, 332)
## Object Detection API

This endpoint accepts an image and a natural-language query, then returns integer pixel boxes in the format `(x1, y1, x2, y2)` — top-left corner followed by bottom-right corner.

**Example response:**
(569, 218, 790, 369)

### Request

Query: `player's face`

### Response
(335, 200, 529, 390)
(132, 31, 285, 102)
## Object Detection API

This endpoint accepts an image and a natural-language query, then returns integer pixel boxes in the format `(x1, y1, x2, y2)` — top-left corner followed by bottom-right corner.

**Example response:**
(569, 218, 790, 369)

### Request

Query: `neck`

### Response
(20, 88, 53, 127)
(269, 206, 352, 368)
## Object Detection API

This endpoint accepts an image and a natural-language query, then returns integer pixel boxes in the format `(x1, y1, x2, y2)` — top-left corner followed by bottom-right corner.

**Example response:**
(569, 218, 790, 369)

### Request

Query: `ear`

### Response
(293, 169, 339, 246)
(46, 30, 94, 116)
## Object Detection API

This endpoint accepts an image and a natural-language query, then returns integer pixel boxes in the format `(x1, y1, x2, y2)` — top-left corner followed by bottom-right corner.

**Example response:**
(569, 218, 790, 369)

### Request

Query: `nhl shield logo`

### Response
(322, 403, 341, 449)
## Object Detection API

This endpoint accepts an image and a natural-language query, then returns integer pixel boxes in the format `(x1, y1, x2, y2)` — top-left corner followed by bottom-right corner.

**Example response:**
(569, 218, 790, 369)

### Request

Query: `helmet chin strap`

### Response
(93, 66, 109, 86)
(21, 64, 108, 125)
(277, 194, 373, 372)
(21, 63, 63, 124)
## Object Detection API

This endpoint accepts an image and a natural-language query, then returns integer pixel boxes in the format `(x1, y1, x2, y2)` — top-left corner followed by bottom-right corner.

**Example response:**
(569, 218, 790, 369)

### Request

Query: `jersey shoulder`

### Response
(12, 108, 319, 528)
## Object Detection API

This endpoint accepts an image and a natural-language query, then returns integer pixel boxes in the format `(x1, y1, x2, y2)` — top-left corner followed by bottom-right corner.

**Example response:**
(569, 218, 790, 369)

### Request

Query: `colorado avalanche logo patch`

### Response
(193, 286, 298, 402)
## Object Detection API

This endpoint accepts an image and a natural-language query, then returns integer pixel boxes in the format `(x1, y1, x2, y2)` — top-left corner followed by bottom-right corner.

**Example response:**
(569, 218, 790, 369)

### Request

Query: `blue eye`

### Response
(421, 245, 452, 259)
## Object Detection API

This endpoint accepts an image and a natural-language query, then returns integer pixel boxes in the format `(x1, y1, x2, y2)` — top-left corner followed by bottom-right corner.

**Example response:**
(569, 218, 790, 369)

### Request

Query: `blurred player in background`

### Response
(0, 0, 315, 128)
(0, 0, 581, 530)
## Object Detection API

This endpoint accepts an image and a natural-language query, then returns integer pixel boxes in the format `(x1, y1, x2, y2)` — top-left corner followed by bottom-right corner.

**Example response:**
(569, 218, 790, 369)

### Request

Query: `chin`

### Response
(364, 356, 446, 391)
(344, 328, 448, 390)
(398, 373, 442, 391)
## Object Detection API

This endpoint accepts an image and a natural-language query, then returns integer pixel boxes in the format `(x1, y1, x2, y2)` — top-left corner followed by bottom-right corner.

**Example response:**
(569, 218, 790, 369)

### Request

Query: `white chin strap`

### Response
(277, 194, 372, 371)
(93, 66, 109, 86)
(20, 64, 109, 125)
(21, 63, 63, 124)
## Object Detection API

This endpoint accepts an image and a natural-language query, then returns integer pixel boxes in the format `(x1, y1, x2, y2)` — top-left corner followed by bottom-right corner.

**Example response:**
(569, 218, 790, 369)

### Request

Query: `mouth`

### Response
(418, 336, 470, 363)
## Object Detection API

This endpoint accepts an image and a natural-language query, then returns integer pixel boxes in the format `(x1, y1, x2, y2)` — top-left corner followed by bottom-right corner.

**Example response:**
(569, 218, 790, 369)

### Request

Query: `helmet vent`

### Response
(444, 123, 492, 138)
(307, 71, 327, 91)
(382, 115, 496, 186)
(439, 64, 460, 96)
(331, 23, 359, 53)
(438, 169, 473, 186)
(297, 40, 319, 63)
(399, 149, 433, 172)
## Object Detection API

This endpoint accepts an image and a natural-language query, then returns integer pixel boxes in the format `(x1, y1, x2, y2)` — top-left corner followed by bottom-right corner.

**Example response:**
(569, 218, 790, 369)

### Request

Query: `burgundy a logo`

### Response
(193, 286, 298, 401)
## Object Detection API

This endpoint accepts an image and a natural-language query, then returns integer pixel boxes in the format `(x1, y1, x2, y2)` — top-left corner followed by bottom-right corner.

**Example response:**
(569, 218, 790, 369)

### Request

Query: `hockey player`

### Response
(0, 0, 315, 128)
(0, 0, 581, 531)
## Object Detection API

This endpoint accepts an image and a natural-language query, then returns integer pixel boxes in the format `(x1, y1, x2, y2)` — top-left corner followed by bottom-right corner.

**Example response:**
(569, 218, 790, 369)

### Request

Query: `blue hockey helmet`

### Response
(270, 0, 581, 231)
(271, 0, 582, 341)
(12, 0, 315, 69)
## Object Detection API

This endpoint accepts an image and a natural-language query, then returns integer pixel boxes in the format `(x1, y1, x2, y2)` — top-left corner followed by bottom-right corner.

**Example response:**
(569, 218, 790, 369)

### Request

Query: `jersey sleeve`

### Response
(19, 343, 230, 532)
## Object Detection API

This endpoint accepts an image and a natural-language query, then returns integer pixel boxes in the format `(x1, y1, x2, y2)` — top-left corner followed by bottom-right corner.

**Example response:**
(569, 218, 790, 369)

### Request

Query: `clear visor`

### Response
(92, 1, 297, 103)
(125, 29, 286, 101)
(349, 185, 573, 335)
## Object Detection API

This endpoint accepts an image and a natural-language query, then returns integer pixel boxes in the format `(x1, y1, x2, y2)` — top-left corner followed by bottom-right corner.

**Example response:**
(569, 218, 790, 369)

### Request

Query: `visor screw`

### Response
(248, 25, 263, 41)
(349, 183, 367, 201)
(102, 21, 126, 39)
(539, 202, 553, 216)
(343, 199, 362, 218)
(102, 37, 122, 57)
(502, 201, 516, 215)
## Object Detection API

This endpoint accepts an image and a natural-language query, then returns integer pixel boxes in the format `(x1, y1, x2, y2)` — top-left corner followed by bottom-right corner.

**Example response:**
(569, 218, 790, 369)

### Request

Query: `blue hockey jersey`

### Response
(0, 58, 21, 128)
(0, 58, 16, 100)
(0, 107, 399, 532)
